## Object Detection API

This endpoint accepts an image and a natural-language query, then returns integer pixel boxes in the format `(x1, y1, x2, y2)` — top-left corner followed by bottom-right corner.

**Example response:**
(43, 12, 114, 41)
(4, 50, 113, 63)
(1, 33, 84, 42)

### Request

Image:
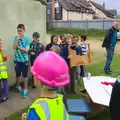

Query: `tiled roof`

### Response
(58, 0, 95, 14)
(107, 10, 117, 16)
(89, 0, 114, 18)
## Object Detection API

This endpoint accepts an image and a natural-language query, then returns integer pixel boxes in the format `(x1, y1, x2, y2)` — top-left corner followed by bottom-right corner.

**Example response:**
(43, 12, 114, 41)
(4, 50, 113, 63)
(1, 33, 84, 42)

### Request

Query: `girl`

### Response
(0, 39, 9, 102)
(50, 45, 61, 54)
(46, 35, 59, 51)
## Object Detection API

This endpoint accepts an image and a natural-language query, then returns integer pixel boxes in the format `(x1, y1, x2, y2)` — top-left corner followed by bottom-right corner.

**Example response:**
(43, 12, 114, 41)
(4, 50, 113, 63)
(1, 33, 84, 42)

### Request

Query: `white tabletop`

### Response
(83, 76, 116, 106)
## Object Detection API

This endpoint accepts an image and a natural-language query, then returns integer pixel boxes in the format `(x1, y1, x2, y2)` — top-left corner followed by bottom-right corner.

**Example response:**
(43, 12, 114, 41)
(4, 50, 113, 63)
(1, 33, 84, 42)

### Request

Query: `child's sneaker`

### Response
(22, 90, 28, 98)
(16, 86, 23, 93)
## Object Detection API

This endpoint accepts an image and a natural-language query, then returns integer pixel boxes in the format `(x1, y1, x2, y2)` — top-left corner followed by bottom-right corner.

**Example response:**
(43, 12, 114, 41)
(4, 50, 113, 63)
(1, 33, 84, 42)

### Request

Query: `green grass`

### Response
(8, 55, 120, 120)
(47, 28, 106, 40)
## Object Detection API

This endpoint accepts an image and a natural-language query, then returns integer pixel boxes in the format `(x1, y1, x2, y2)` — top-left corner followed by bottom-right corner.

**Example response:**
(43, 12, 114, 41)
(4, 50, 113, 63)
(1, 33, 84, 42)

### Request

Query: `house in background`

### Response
(89, 0, 115, 19)
(107, 10, 117, 18)
(47, 0, 115, 21)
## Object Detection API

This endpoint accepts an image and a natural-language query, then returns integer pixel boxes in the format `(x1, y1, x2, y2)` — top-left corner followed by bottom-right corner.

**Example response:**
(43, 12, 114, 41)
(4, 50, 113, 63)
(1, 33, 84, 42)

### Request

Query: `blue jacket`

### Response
(102, 26, 119, 48)
(60, 43, 69, 61)
(70, 43, 82, 55)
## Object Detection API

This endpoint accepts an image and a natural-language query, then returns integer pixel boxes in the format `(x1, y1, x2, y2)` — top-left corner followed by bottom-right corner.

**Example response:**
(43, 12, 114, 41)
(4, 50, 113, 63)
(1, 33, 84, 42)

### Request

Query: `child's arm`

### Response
(29, 43, 36, 55)
(17, 38, 30, 53)
(1, 50, 7, 61)
(26, 108, 40, 120)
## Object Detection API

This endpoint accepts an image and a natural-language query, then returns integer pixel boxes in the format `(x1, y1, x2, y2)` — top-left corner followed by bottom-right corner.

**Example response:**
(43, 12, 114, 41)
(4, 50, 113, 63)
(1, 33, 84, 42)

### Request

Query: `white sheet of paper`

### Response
(83, 76, 116, 106)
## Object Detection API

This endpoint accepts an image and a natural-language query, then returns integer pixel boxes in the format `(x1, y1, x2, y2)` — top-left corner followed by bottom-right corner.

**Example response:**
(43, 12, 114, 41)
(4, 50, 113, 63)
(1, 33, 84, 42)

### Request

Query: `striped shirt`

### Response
(14, 35, 30, 62)
(81, 41, 87, 56)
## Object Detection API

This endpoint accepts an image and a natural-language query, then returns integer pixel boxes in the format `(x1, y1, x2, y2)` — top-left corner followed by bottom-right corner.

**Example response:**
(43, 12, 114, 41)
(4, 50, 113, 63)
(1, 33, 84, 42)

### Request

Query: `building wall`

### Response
(62, 8, 93, 20)
(0, 0, 46, 85)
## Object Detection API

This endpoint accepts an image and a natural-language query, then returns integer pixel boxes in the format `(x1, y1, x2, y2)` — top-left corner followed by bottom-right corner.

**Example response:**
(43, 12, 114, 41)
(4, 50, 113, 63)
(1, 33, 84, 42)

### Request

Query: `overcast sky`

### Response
(96, 0, 120, 14)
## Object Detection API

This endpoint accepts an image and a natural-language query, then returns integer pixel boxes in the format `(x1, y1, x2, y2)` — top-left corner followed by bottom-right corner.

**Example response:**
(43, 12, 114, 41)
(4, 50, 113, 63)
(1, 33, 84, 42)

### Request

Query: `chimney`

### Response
(103, 2, 105, 8)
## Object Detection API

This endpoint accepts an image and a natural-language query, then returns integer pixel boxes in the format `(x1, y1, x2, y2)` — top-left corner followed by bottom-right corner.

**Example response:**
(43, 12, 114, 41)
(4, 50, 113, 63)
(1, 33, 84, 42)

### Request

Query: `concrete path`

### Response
(0, 88, 39, 120)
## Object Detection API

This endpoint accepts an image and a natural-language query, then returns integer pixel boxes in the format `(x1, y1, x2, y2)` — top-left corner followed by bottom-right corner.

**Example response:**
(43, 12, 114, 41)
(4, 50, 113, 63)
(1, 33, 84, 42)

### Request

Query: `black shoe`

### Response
(80, 89, 86, 93)
(0, 97, 9, 103)
(105, 70, 112, 74)
(32, 85, 36, 89)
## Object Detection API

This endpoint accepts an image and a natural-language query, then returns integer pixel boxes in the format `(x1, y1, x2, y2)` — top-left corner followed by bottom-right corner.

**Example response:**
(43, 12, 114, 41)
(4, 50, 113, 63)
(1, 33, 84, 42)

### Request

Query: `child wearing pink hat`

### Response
(22, 51, 70, 120)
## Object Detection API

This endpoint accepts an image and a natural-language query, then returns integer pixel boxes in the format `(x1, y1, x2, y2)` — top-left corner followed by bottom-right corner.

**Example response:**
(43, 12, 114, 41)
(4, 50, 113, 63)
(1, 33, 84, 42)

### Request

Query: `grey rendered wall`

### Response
(0, 0, 46, 85)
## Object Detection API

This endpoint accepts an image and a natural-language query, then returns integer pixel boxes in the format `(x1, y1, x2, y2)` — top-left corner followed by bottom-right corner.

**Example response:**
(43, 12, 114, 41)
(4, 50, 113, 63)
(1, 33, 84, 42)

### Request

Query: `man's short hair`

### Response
(17, 24, 25, 30)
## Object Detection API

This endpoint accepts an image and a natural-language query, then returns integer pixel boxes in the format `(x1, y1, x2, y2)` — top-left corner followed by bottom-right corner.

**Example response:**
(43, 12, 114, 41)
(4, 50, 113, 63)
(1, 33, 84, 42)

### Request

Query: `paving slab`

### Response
(0, 88, 39, 119)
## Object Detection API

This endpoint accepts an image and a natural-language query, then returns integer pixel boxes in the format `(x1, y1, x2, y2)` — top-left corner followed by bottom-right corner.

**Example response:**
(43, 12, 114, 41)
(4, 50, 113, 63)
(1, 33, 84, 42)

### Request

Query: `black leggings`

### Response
(109, 80, 120, 120)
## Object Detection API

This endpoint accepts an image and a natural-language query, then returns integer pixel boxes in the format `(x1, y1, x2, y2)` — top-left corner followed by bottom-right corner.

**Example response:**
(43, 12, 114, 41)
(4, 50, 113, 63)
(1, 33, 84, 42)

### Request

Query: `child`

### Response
(13, 24, 30, 98)
(22, 51, 70, 120)
(70, 36, 81, 93)
(80, 34, 87, 77)
(60, 35, 69, 66)
(46, 35, 59, 51)
(71, 36, 81, 55)
(109, 77, 120, 120)
(0, 39, 9, 102)
(29, 32, 45, 88)
(50, 45, 65, 94)
(50, 45, 61, 54)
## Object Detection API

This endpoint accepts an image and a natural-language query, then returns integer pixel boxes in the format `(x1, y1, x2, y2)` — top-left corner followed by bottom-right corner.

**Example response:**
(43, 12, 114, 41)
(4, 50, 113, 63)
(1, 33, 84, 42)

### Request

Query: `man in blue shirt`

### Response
(13, 24, 30, 98)
(102, 21, 119, 74)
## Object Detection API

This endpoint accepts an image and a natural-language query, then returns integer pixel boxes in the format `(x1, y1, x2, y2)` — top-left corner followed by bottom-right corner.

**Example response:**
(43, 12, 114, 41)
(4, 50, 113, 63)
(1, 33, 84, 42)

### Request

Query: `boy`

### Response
(29, 32, 45, 88)
(22, 51, 70, 120)
(0, 39, 9, 102)
(60, 35, 69, 66)
(80, 34, 87, 77)
(13, 24, 30, 98)
(70, 36, 81, 93)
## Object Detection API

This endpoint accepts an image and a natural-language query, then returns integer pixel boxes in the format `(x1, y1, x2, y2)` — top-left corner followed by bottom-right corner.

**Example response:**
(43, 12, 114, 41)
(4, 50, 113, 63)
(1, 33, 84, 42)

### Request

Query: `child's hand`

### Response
(16, 35, 22, 42)
(68, 55, 72, 59)
(31, 52, 35, 55)
(22, 113, 27, 120)
(3, 56, 7, 61)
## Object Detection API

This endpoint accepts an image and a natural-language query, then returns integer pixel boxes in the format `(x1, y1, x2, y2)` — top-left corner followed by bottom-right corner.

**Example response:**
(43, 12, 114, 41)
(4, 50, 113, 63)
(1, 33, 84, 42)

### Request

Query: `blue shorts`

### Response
(14, 61, 28, 78)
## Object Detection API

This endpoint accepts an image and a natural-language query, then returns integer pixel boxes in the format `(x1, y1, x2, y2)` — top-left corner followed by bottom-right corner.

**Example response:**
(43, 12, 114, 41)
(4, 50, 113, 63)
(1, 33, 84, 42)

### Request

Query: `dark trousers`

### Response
(80, 66, 86, 77)
(0, 79, 9, 98)
(104, 46, 115, 71)
(70, 67, 76, 93)
(30, 57, 36, 85)
(109, 80, 120, 120)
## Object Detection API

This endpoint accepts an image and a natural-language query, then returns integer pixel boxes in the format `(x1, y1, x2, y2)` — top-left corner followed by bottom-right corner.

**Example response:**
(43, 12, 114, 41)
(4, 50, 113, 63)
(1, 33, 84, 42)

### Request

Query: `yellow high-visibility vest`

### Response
(0, 51, 8, 79)
(27, 94, 69, 120)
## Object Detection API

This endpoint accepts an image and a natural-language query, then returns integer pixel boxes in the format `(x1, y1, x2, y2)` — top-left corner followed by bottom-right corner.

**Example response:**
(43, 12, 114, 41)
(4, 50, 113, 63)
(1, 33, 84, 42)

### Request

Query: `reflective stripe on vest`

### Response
(37, 101, 50, 120)
(36, 100, 67, 120)
(0, 52, 8, 79)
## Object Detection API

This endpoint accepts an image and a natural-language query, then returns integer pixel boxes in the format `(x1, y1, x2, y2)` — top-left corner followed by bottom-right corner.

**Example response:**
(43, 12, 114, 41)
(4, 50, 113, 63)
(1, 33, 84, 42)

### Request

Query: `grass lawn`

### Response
(8, 55, 120, 120)
(47, 28, 105, 40)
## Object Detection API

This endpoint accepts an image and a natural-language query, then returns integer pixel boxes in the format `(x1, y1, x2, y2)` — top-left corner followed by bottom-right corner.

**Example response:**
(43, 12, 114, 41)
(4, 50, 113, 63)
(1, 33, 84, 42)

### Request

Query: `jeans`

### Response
(104, 45, 115, 71)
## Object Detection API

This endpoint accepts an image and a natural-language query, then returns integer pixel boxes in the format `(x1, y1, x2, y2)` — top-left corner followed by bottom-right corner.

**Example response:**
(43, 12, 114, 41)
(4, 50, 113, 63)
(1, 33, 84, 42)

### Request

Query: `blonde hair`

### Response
(51, 45, 60, 54)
